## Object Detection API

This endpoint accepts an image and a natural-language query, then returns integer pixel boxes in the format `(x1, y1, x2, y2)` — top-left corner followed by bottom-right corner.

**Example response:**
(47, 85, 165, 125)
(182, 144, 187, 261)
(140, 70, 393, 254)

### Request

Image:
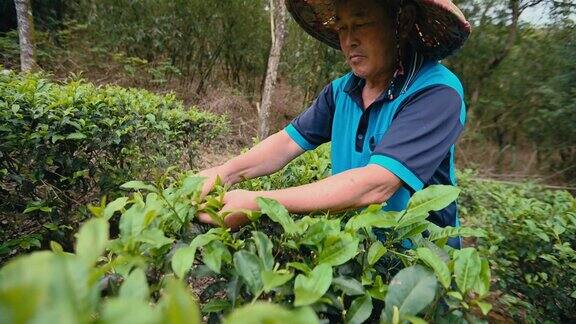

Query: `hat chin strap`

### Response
(394, 2, 405, 77)
(388, 1, 404, 100)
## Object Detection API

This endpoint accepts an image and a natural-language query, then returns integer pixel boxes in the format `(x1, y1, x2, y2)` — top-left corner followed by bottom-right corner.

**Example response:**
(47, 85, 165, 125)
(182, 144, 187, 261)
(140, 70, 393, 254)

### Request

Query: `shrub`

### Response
(0, 172, 492, 323)
(458, 170, 576, 323)
(0, 70, 226, 255)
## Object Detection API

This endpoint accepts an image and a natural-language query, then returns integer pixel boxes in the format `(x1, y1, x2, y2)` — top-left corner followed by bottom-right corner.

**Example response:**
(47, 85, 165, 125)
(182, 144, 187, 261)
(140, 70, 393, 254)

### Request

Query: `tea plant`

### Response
(0, 70, 226, 212)
(0, 70, 227, 259)
(0, 168, 492, 323)
(459, 171, 576, 323)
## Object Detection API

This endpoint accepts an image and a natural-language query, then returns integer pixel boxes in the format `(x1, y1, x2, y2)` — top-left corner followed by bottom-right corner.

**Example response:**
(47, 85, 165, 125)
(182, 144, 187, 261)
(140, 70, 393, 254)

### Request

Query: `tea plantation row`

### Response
(1, 71, 574, 323)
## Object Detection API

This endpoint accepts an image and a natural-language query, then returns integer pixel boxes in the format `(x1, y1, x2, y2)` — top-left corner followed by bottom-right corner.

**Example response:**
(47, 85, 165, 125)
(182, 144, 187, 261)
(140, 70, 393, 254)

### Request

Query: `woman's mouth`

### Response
(349, 54, 365, 63)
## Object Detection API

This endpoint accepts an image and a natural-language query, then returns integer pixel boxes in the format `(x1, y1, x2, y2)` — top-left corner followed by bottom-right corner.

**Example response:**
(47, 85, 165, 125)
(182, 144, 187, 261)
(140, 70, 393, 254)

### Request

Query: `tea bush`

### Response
(0, 69, 226, 206)
(458, 171, 576, 323)
(0, 70, 226, 257)
(0, 171, 492, 323)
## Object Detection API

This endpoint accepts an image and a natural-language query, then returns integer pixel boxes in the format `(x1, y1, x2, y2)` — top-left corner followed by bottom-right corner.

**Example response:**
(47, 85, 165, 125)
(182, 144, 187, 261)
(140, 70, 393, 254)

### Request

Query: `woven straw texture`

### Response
(285, 0, 471, 60)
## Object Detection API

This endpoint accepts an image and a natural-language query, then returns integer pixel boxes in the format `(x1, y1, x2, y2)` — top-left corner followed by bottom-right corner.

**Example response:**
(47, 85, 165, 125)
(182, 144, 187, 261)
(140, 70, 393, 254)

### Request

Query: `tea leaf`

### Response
(262, 269, 294, 292)
(233, 251, 264, 295)
(474, 300, 492, 316)
(256, 197, 297, 234)
(415, 248, 451, 289)
(104, 197, 130, 220)
(367, 275, 388, 301)
(318, 233, 359, 266)
(300, 221, 335, 246)
(383, 265, 437, 321)
(76, 218, 108, 265)
(121, 181, 158, 192)
(171, 246, 197, 279)
(428, 226, 485, 242)
(294, 263, 332, 306)
(223, 302, 318, 324)
(137, 228, 173, 249)
(119, 268, 149, 301)
(202, 300, 232, 313)
(473, 258, 491, 297)
(66, 132, 87, 140)
(332, 276, 365, 296)
(161, 279, 202, 324)
(345, 208, 398, 232)
(190, 231, 220, 249)
(404, 315, 428, 324)
(203, 241, 231, 274)
(103, 298, 161, 324)
(287, 262, 312, 274)
(50, 241, 64, 254)
(345, 295, 372, 324)
(367, 241, 387, 266)
(406, 185, 460, 216)
(454, 248, 482, 294)
(252, 231, 274, 271)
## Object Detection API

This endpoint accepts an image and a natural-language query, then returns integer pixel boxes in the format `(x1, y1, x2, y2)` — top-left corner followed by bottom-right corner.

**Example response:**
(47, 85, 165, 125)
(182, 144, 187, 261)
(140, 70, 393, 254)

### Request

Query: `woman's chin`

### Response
(351, 69, 368, 79)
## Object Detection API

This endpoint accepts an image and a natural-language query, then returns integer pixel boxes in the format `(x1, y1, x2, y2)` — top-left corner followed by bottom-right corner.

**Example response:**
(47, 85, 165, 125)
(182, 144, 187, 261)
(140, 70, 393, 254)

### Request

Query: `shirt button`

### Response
(357, 134, 364, 140)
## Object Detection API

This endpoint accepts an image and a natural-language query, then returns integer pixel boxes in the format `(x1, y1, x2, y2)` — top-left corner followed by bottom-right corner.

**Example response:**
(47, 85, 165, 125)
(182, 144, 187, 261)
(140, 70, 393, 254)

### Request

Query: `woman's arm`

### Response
(198, 129, 305, 196)
(199, 164, 402, 229)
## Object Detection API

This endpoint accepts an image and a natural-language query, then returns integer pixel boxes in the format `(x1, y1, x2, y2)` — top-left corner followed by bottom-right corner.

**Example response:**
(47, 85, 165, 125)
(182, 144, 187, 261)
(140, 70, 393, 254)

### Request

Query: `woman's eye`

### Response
(356, 22, 373, 28)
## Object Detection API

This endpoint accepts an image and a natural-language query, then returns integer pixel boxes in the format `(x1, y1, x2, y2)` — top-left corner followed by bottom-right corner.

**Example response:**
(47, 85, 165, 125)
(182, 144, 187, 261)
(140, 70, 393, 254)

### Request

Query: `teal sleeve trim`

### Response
(285, 124, 317, 151)
(459, 102, 466, 125)
(369, 155, 424, 191)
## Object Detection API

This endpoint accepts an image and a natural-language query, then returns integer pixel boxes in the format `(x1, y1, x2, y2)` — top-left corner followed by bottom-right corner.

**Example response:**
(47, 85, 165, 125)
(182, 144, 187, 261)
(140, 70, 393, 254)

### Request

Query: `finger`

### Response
(199, 177, 213, 199)
(223, 212, 250, 231)
(197, 212, 216, 225)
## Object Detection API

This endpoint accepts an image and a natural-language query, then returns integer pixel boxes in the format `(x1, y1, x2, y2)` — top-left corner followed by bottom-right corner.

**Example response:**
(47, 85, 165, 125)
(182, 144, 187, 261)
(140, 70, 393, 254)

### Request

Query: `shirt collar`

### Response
(344, 47, 424, 105)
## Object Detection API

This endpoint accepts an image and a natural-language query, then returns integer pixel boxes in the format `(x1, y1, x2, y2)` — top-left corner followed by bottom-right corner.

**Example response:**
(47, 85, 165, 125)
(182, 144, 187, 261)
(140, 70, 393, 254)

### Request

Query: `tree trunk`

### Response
(469, 0, 520, 110)
(258, 0, 287, 140)
(14, 0, 36, 72)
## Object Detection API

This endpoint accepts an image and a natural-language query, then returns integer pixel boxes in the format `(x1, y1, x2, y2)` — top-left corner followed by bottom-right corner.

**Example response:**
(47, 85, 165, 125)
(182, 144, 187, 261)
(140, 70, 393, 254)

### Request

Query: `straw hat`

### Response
(285, 0, 471, 60)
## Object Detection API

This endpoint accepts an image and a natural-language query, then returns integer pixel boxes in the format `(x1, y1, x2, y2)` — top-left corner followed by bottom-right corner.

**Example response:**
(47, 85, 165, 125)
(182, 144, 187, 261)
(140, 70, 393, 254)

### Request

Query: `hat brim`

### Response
(285, 0, 471, 60)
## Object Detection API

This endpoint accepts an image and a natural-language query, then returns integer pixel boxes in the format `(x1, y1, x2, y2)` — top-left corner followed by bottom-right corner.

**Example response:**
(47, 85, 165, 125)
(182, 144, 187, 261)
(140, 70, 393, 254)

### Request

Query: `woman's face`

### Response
(335, 0, 397, 81)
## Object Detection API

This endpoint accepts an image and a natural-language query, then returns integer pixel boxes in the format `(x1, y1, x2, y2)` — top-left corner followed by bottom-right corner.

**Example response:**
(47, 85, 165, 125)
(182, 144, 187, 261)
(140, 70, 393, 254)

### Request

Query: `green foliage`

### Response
(0, 170, 490, 322)
(223, 302, 318, 324)
(447, 8, 576, 181)
(0, 71, 226, 251)
(459, 169, 576, 322)
(0, 231, 201, 324)
(2, 0, 575, 185)
(293, 263, 333, 306)
(239, 144, 331, 191)
(67, 0, 270, 94)
(382, 265, 437, 323)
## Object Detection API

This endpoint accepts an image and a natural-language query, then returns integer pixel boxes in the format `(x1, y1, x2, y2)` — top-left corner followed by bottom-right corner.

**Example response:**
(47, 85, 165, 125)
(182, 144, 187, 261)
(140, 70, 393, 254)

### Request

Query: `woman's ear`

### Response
(399, 4, 416, 40)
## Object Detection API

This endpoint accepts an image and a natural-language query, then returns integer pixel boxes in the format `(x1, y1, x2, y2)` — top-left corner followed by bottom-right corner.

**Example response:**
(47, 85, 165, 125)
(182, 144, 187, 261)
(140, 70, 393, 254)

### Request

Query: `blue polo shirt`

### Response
(284, 52, 466, 247)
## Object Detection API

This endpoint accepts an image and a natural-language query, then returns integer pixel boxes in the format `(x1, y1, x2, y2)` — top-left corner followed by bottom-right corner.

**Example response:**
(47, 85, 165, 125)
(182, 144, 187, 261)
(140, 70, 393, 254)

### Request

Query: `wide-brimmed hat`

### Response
(285, 0, 471, 60)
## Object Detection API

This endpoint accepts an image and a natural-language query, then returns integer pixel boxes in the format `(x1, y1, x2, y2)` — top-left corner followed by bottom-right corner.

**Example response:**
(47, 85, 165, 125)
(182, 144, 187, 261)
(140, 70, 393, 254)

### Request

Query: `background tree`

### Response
(1, 0, 574, 184)
(258, 0, 287, 139)
(14, 0, 35, 72)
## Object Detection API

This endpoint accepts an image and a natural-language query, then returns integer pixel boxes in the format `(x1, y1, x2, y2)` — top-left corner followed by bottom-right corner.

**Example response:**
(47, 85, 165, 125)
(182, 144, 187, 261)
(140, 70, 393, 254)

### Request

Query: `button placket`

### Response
(355, 110, 371, 152)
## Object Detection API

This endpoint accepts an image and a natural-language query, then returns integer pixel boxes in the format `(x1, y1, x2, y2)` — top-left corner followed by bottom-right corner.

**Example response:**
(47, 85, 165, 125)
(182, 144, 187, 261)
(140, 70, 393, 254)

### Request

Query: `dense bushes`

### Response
(458, 171, 576, 322)
(0, 70, 226, 253)
(0, 168, 491, 323)
(250, 150, 576, 322)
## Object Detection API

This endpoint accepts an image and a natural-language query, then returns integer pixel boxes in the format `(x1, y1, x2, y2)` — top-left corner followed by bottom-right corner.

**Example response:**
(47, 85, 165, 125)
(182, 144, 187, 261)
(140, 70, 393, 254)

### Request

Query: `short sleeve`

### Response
(284, 83, 335, 151)
(368, 85, 464, 191)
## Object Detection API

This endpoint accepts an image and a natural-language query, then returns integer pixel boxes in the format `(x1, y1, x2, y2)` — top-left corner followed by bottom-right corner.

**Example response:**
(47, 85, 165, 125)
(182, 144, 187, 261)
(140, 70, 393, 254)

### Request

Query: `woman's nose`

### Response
(341, 29, 359, 49)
